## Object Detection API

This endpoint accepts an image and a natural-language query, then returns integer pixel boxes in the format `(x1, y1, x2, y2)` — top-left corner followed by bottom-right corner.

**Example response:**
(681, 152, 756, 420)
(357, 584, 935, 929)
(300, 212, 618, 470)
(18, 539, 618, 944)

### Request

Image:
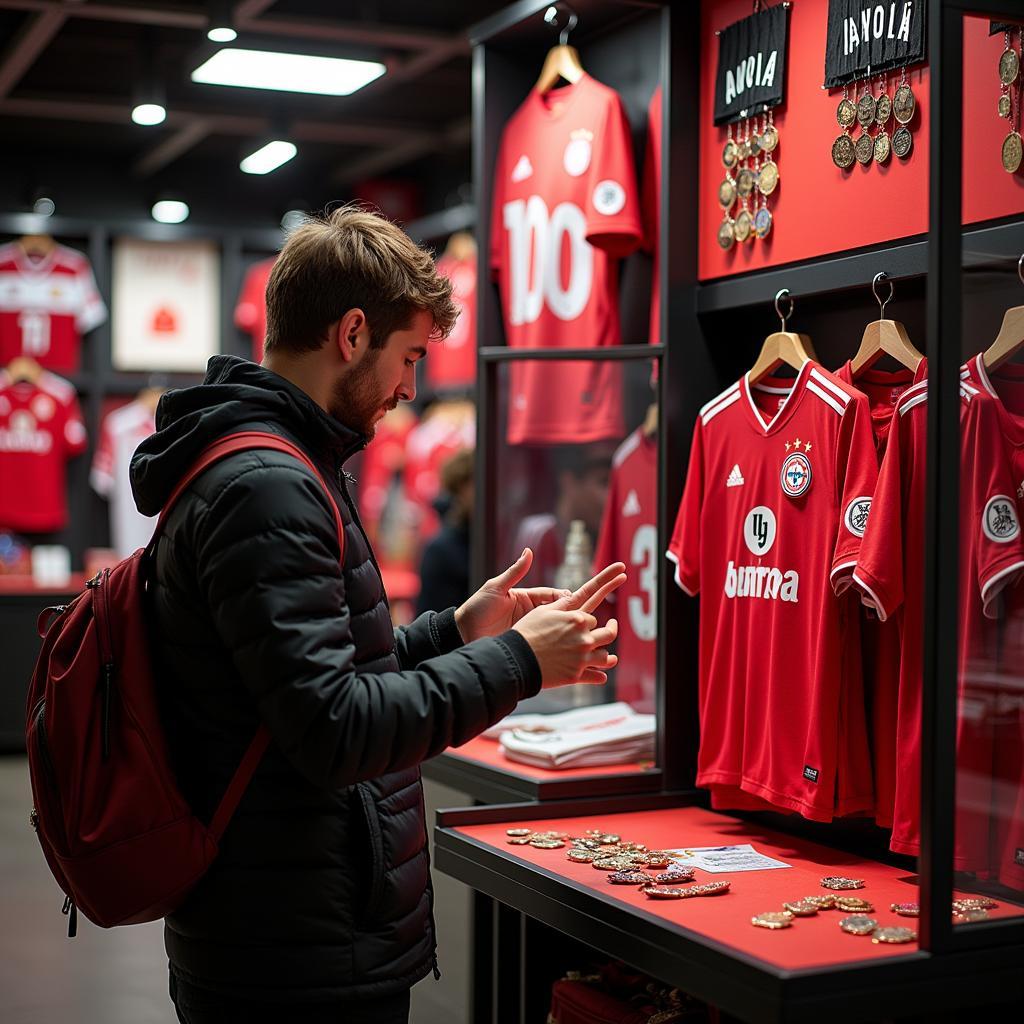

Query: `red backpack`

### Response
(25, 431, 344, 937)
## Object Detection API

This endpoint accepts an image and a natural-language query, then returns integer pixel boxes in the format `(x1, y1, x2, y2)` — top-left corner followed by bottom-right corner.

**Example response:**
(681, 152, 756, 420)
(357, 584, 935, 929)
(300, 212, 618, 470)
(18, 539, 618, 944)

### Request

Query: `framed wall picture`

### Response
(112, 237, 220, 372)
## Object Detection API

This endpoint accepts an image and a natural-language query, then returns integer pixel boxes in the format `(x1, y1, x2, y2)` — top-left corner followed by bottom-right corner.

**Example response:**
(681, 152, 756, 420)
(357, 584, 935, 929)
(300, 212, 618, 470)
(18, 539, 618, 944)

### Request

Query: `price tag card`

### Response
(666, 844, 792, 874)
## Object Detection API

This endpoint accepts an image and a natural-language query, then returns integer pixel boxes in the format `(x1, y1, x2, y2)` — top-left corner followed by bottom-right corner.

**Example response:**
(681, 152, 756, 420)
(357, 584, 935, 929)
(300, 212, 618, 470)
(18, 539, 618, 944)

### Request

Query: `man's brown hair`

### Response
(264, 204, 458, 355)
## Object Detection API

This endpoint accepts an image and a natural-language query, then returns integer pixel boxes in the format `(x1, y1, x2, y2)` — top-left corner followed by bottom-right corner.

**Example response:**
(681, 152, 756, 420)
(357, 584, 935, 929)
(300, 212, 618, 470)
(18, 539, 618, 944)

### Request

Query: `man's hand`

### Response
(455, 547, 581, 643)
(511, 563, 627, 689)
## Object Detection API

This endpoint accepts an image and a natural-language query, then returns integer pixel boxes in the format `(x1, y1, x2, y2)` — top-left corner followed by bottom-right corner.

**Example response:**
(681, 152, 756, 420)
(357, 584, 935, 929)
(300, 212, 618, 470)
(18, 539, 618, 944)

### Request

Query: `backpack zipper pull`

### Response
(61, 896, 78, 938)
(432, 955, 441, 981)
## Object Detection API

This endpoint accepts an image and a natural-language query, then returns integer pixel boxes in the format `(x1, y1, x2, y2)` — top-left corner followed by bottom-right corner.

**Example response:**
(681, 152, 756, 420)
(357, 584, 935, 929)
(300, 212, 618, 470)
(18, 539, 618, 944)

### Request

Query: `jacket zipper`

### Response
(90, 569, 116, 761)
(336, 462, 437, 976)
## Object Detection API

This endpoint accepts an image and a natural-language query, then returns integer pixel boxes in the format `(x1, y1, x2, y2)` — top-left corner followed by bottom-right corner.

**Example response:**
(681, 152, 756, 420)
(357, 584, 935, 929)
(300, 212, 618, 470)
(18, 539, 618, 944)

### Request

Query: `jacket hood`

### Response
(131, 355, 367, 516)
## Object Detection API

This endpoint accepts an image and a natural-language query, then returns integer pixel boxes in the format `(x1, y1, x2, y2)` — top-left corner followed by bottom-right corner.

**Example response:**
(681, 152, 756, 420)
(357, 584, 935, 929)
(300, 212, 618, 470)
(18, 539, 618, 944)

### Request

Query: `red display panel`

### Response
(698, 2, 1024, 281)
(448, 734, 655, 781)
(455, 805, 1022, 970)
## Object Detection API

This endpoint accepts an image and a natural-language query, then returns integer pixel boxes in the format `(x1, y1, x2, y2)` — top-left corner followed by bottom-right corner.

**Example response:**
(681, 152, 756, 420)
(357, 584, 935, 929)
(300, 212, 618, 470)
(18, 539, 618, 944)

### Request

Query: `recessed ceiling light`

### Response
(132, 103, 167, 126)
(208, 27, 238, 43)
(151, 200, 189, 224)
(191, 48, 385, 96)
(240, 140, 297, 175)
(32, 197, 55, 217)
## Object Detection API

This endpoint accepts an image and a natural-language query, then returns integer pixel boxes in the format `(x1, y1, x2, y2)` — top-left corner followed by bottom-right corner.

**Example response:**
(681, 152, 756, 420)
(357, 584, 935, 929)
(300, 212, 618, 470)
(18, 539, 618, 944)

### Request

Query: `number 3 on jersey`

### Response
(628, 523, 658, 642)
(503, 197, 593, 325)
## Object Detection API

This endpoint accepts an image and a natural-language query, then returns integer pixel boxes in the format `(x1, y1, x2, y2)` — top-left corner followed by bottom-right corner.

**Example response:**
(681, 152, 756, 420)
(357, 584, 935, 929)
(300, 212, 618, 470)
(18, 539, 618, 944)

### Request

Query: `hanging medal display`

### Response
(712, 1, 790, 251)
(997, 27, 1022, 174)
(823, 1, 926, 173)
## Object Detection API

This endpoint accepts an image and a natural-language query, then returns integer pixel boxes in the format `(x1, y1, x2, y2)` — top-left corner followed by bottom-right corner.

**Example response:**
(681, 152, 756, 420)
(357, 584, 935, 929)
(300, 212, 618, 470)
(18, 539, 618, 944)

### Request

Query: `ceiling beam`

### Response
(0, 8, 67, 99)
(132, 118, 212, 177)
(332, 116, 471, 187)
(0, 2, 466, 53)
(0, 94, 437, 147)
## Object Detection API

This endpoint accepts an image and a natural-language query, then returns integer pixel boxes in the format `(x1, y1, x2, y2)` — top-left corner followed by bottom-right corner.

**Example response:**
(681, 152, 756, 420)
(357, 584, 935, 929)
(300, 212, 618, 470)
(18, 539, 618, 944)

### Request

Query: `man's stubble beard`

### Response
(329, 346, 397, 438)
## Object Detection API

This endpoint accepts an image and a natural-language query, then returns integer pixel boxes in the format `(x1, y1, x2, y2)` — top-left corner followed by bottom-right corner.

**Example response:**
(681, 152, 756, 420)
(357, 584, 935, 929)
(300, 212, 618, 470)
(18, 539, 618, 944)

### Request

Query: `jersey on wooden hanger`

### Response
(426, 254, 477, 392)
(90, 400, 157, 557)
(853, 369, 1024, 871)
(0, 242, 107, 373)
(835, 360, 926, 830)
(959, 354, 1024, 888)
(667, 362, 877, 822)
(490, 72, 642, 445)
(234, 257, 275, 363)
(0, 370, 87, 532)
(593, 427, 658, 713)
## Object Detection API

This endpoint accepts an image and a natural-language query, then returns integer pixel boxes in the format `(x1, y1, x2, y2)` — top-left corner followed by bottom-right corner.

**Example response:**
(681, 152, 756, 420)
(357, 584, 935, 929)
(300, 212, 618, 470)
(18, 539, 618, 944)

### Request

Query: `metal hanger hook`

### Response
(774, 288, 793, 331)
(544, 4, 578, 46)
(872, 271, 894, 319)
(1018, 252, 1024, 288)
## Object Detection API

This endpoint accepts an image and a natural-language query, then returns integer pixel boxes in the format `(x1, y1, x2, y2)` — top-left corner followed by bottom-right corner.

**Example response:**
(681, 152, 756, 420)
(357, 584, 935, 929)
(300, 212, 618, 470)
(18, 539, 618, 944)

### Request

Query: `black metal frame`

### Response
(435, 796, 1024, 1024)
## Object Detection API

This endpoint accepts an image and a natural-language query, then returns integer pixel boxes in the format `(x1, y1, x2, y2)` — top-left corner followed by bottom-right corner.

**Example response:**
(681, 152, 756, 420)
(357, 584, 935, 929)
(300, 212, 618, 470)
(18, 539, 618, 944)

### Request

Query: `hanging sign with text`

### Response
(824, 1, 927, 88)
(713, 3, 789, 125)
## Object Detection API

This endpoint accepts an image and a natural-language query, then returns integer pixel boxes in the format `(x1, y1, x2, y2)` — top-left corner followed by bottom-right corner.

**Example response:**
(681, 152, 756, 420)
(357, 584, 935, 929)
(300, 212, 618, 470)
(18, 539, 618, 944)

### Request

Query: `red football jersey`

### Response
(593, 428, 658, 713)
(835, 361, 926, 829)
(960, 354, 1024, 887)
(426, 254, 476, 392)
(489, 73, 643, 445)
(667, 362, 877, 821)
(853, 373, 1024, 867)
(0, 370, 87, 532)
(0, 242, 106, 373)
(234, 257, 275, 363)
(642, 86, 661, 347)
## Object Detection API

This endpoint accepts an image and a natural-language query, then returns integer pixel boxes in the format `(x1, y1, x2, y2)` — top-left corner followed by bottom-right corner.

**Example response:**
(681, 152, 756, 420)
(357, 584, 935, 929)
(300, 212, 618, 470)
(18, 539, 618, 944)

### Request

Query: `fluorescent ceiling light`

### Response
(191, 48, 385, 96)
(208, 27, 238, 43)
(151, 200, 189, 224)
(132, 103, 166, 126)
(240, 140, 297, 175)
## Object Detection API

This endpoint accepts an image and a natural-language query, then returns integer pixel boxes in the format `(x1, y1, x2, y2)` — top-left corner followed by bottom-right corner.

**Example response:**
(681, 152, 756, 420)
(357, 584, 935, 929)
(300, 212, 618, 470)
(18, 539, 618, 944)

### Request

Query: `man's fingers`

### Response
(558, 562, 626, 612)
(579, 572, 627, 614)
(490, 548, 533, 593)
(513, 586, 571, 608)
(578, 668, 609, 686)
(586, 650, 618, 669)
(588, 619, 618, 648)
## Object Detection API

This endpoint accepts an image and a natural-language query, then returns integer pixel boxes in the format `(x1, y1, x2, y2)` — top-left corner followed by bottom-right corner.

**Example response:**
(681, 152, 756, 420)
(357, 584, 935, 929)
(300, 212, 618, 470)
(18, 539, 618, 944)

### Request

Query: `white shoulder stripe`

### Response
(806, 379, 846, 416)
(753, 382, 792, 395)
(613, 429, 642, 468)
(960, 367, 970, 379)
(808, 367, 851, 406)
(700, 381, 740, 417)
(960, 378, 979, 397)
(701, 388, 740, 425)
(899, 391, 928, 416)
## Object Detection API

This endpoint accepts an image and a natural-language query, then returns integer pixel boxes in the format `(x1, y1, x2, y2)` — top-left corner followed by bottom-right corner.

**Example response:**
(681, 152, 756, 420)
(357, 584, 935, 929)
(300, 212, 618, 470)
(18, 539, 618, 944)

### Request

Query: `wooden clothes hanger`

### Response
(19, 234, 56, 258)
(748, 289, 817, 386)
(849, 272, 924, 377)
(7, 356, 43, 384)
(443, 231, 476, 264)
(535, 10, 584, 93)
(982, 254, 1024, 372)
(642, 401, 658, 438)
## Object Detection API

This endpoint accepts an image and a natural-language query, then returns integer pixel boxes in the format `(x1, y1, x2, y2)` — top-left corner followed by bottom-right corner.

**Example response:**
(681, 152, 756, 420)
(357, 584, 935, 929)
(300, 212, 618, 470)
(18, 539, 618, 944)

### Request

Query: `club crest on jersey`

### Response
(780, 451, 812, 498)
(743, 505, 776, 554)
(563, 130, 593, 177)
(844, 496, 871, 538)
(983, 495, 1021, 543)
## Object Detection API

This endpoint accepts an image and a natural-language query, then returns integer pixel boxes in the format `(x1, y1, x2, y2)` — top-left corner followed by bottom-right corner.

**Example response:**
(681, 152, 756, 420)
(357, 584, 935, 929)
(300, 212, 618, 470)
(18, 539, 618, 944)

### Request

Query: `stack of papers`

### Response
(492, 703, 656, 770)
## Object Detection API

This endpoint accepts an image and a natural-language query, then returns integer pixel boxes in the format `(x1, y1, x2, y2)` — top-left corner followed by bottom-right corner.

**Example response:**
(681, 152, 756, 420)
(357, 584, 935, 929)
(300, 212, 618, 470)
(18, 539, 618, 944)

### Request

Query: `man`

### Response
(130, 206, 623, 1024)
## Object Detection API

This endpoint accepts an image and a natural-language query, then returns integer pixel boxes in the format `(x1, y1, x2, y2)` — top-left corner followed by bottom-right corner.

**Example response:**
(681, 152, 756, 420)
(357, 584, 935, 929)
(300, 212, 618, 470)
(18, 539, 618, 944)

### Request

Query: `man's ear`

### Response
(337, 308, 368, 362)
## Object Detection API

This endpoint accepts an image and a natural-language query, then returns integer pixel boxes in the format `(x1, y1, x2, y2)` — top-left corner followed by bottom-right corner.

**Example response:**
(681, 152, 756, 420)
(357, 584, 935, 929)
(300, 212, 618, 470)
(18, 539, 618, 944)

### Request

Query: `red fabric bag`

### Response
(25, 431, 344, 936)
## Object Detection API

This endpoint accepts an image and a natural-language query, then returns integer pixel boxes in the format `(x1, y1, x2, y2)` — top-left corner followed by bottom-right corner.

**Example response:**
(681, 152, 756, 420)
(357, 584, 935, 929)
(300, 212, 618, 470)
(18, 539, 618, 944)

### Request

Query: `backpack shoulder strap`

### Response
(155, 430, 345, 560)
(156, 430, 347, 842)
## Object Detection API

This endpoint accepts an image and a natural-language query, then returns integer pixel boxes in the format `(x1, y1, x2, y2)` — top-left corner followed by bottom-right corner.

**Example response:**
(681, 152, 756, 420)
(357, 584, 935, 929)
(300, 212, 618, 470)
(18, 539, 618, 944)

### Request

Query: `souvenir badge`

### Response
(608, 870, 652, 885)
(506, 828, 532, 837)
(873, 130, 892, 164)
(719, 177, 738, 209)
(832, 133, 855, 169)
(781, 450, 812, 498)
(820, 876, 865, 891)
(1002, 131, 1023, 174)
(839, 915, 878, 936)
(872, 926, 916, 944)
(734, 208, 754, 244)
(782, 901, 819, 916)
(856, 86, 877, 128)
(999, 94, 1012, 118)
(893, 126, 913, 159)
(758, 157, 779, 195)
(1000, 44, 1020, 86)
(718, 217, 736, 251)
(893, 82, 916, 125)
(890, 902, 919, 917)
(754, 205, 773, 240)
(855, 132, 874, 165)
(752, 911, 793, 929)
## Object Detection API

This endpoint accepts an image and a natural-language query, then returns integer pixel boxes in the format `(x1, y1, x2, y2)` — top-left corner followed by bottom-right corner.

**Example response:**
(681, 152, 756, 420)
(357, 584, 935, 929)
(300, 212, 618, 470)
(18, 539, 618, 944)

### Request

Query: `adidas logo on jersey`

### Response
(511, 155, 533, 182)
(726, 464, 744, 487)
(622, 489, 642, 516)
(724, 562, 800, 603)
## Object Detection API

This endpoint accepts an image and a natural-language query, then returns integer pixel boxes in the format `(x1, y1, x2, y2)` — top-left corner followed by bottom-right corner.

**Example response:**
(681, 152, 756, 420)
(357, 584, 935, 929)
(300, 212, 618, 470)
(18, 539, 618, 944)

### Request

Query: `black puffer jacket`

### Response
(131, 356, 540, 1002)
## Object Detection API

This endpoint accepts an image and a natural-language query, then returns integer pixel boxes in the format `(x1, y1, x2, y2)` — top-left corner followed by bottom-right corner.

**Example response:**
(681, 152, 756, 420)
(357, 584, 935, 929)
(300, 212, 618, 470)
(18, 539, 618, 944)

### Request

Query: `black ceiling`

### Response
(0, 0, 521, 230)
